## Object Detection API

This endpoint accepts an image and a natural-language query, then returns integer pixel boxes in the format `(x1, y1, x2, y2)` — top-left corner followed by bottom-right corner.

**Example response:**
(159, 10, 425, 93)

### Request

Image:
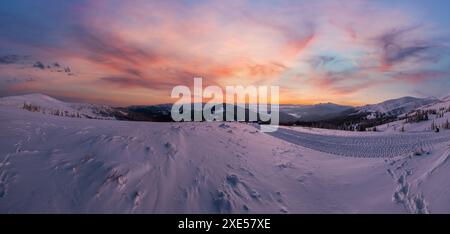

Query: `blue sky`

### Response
(0, 0, 449, 105)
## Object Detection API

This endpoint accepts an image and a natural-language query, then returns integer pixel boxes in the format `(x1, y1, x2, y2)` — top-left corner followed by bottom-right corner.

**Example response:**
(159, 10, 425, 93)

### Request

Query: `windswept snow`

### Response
(358, 96, 437, 116)
(419, 96, 450, 112)
(0, 93, 115, 119)
(270, 127, 449, 158)
(375, 95, 450, 133)
(0, 103, 450, 213)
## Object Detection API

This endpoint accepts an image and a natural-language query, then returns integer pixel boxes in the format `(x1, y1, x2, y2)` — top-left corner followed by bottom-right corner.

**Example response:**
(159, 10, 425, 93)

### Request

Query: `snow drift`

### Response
(0, 94, 450, 213)
(0, 93, 116, 119)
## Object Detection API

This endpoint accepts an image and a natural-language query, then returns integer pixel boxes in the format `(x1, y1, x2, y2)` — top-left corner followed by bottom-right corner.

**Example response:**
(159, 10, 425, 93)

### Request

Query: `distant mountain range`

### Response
(1, 93, 448, 131)
(279, 103, 353, 122)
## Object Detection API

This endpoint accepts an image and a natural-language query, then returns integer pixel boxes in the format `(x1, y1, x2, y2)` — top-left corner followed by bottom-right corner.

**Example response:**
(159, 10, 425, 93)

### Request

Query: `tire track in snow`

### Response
(269, 128, 450, 158)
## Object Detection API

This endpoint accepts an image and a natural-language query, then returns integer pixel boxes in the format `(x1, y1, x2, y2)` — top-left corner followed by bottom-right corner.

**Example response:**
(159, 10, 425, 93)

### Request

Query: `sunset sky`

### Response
(1, 0, 449, 106)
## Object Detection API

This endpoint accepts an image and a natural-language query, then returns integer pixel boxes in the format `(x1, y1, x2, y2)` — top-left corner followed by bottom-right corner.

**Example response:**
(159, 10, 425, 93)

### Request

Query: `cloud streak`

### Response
(1, 0, 450, 105)
(375, 26, 443, 70)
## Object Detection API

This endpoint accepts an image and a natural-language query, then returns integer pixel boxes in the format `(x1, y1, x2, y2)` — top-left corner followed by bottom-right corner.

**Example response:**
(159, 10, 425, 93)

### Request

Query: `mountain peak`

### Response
(442, 93, 450, 101)
(0, 93, 64, 106)
(358, 96, 437, 115)
(21, 93, 60, 101)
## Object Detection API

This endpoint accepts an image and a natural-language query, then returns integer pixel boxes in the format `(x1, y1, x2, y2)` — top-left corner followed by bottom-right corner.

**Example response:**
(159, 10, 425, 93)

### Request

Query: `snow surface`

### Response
(0, 103, 450, 214)
(0, 93, 115, 119)
(376, 97, 450, 133)
(358, 96, 437, 116)
(270, 127, 449, 158)
(420, 97, 450, 112)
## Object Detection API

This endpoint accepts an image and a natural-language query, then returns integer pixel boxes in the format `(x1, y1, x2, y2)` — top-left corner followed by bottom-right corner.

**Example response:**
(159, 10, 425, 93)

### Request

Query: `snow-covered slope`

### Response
(375, 95, 450, 132)
(0, 93, 115, 119)
(1, 106, 450, 213)
(0, 93, 68, 109)
(419, 95, 450, 112)
(358, 96, 437, 116)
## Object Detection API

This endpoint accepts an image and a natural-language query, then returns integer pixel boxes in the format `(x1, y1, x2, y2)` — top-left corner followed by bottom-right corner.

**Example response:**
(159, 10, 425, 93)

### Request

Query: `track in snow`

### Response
(269, 128, 450, 158)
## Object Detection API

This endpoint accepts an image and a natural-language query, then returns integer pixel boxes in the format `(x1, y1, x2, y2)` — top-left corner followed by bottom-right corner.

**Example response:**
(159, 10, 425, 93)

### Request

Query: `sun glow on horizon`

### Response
(1, 0, 449, 106)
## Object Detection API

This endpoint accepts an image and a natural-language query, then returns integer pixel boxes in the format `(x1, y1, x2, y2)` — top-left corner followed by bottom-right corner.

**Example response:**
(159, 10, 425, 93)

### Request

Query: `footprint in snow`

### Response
(133, 191, 142, 208)
(0, 183, 5, 198)
(164, 142, 177, 157)
(280, 207, 288, 213)
(277, 162, 296, 170)
(144, 146, 154, 155)
(226, 174, 239, 186)
(213, 190, 232, 213)
(250, 190, 260, 199)
(219, 123, 231, 129)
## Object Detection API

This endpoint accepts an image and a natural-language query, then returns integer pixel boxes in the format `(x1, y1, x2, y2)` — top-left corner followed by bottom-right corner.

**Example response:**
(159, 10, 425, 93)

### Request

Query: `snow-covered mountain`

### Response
(0, 94, 356, 124)
(358, 96, 437, 116)
(0, 102, 449, 213)
(0, 93, 450, 213)
(0, 93, 116, 119)
(372, 94, 450, 132)
(419, 95, 450, 111)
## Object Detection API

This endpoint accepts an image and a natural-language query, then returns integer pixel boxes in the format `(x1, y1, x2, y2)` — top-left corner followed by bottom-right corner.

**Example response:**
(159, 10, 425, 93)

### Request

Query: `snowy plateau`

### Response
(0, 94, 450, 214)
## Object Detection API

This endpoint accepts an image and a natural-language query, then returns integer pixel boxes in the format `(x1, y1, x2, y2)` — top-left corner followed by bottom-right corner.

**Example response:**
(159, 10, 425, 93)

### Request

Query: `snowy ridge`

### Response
(442, 94, 450, 102)
(374, 94, 450, 132)
(0, 93, 115, 119)
(358, 96, 437, 116)
(0, 93, 450, 213)
(419, 95, 450, 111)
(0, 105, 449, 213)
